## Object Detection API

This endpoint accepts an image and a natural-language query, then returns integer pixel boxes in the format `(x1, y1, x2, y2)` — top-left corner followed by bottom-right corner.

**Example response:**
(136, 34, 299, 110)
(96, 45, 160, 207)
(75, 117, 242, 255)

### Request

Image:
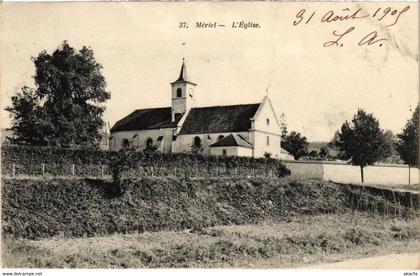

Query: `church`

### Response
(109, 60, 293, 159)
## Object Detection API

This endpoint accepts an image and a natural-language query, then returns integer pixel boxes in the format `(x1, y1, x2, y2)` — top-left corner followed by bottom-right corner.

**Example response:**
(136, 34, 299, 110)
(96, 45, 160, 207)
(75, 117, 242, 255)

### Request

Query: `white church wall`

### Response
(252, 131, 281, 158)
(251, 97, 282, 158)
(210, 146, 252, 157)
(210, 146, 236, 156)
(173, 132, 250, 155)
(237, 147, 253, 157)
(110, 129, 173, 153)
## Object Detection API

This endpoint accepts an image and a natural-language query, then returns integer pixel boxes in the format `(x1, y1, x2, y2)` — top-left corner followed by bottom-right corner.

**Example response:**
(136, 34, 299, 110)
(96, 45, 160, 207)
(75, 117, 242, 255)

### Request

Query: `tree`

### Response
(335, 109, 390, 183)
(5, 41, 110, 147)
(308, 150, 319, 158)
(380, 130, 401, 164)
(108, 148, 137, 196)
(281, 131, 309, 160)
(279, 112, 288, 140)
(396, 105, 419, 184)
(319, 146, 329, 159)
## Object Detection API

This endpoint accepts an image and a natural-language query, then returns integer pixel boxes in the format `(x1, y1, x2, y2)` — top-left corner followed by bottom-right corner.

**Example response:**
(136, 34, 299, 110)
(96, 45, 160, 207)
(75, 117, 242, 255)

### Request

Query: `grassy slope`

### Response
(3, 213, 418, 268)
(3, 177, 355, 239)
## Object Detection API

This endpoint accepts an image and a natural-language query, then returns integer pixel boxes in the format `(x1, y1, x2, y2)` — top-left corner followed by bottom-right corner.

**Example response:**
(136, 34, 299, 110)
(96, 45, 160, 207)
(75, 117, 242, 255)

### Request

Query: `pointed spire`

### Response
(177, 58, 188, 82)
(171, 58, 196, 85)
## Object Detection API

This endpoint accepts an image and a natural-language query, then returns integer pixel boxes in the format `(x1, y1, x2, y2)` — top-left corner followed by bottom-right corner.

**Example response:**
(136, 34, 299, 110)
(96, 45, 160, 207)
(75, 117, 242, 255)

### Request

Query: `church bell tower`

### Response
(171, 59, 196, 122)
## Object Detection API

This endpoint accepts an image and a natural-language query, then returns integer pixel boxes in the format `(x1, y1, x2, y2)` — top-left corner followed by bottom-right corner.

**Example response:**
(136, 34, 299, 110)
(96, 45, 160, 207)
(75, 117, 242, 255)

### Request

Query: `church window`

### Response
(146, 138, 153, 148)
(176, 88, 182, 98)
(217, 135, 225, 141)
(266, 136, 270, 145)
(193, 136, 202, 148)
(121, 138, 130, 149)
(222, 149, 227, 156)
(266, 118, 270, 125)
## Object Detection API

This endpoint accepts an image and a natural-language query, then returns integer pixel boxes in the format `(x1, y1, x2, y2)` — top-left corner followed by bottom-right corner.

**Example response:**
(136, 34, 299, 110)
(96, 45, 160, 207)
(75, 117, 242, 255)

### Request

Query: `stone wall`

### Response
(284, 160, 419, 186)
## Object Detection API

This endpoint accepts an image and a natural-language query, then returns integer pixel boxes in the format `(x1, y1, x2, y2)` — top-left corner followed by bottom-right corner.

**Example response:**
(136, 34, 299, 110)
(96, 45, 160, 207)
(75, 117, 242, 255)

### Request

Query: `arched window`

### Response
(217, 135, 225, 141)
(222, 149, 227, 156)
(193, 136, 202, 148)
(176, 88, 182, 98)
(266, 118, 270, 125)
(266, 136, 270, 145)
(121, 138, 130, 149)
(146, 138, 153, 148)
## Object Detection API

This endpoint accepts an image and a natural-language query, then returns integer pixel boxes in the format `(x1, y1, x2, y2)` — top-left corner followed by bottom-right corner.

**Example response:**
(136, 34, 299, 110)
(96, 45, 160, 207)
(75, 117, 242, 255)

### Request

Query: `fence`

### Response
(3, 163, 280, 179)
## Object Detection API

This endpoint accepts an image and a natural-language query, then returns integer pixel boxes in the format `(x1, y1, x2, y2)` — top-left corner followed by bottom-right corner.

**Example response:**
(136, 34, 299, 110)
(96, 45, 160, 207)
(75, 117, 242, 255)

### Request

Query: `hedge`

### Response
(1, 146, 289, 178)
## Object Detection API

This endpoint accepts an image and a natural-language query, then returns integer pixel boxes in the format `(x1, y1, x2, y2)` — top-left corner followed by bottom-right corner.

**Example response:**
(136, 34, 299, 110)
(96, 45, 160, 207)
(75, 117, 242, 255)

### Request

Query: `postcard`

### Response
(1, 2, 418, 274)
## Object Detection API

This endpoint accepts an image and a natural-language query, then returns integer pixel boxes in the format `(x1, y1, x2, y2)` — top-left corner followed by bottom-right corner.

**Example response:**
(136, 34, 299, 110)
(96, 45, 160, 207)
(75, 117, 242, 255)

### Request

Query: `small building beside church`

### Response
(110, 60, 293, 159)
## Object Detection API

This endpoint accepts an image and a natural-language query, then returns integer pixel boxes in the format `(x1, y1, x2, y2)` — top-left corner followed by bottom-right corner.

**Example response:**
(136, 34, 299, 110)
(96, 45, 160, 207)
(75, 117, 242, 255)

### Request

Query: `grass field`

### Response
(3, 213, 418, 268)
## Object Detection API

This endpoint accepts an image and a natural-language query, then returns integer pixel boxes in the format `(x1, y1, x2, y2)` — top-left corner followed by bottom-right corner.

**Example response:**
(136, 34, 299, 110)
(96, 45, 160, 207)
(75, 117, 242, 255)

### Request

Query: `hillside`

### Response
(2, 177, 416, 239)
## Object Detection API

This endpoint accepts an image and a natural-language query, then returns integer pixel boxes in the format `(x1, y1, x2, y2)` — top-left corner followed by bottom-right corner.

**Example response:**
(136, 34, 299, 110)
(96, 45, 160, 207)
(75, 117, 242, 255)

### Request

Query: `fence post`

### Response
(42, 163, 45, 176)
(12, 163, 15, 178)
(72, 164, 75, 176)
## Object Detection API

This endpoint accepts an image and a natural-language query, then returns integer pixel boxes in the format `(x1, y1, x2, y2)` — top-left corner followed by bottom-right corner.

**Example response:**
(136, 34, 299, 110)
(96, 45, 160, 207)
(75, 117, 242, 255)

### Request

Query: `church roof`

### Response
(179, 103, 260, 135)
(171, 59, 196, 85)
(209, 134, 253, 148)
(111, 103, 261, 134)
(110, 107, 182, 132)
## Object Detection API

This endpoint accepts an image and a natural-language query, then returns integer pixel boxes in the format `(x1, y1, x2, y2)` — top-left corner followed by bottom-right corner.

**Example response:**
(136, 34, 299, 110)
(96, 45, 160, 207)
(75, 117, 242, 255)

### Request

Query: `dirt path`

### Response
(305, 253, 419, 269)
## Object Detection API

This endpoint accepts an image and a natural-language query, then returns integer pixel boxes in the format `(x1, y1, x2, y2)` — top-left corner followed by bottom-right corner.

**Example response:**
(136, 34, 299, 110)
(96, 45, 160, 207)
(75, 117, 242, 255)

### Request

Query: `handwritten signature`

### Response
(293, 6, 410, 47)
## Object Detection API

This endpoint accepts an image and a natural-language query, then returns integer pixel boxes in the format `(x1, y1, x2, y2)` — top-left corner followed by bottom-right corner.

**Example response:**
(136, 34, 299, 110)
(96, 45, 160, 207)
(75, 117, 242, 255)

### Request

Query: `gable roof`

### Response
(179, 103, 260, 135)
(210, 134, 253, 148)
(110, 107, 182, 132)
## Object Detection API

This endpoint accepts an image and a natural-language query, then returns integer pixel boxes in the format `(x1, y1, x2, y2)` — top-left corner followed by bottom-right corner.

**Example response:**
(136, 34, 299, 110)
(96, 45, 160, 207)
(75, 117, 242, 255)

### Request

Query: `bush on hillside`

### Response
(276, 163, 291, 177)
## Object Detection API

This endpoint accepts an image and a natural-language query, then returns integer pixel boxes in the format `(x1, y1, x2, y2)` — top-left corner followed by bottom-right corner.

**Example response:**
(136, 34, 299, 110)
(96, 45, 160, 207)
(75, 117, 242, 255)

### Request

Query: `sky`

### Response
(1, 2, 418, 141)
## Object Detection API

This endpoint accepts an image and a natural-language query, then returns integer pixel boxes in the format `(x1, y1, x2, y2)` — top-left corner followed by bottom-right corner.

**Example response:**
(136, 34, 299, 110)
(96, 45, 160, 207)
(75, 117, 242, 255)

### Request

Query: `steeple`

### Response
(170, 59, 197, 122)
(171, 58, 196, 85)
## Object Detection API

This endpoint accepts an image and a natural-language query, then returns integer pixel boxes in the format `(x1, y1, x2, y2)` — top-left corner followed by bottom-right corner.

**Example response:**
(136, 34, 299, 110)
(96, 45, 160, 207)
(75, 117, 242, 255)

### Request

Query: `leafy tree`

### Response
(5, 41, 110, 147)
(319, 146, 329, 159)
(276, 162, 291, 177)
(308, 150, 319, 158)
(335, 109, 390, 183)
(5, 86, 45, 146)
(281, 131, 309, 160)
(396, 105, 419, 184)
(108, 148, 137, 196)
(279, 112, 288, 140)
(380, 130, 401, 164)
(327, 131, 345, 160)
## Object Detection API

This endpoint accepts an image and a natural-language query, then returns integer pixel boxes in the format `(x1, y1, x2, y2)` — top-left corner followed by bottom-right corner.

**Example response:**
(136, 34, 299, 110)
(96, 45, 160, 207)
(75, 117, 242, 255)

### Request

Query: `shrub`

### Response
(1, 145, 289, 178)
(275, 163, 291, 178)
